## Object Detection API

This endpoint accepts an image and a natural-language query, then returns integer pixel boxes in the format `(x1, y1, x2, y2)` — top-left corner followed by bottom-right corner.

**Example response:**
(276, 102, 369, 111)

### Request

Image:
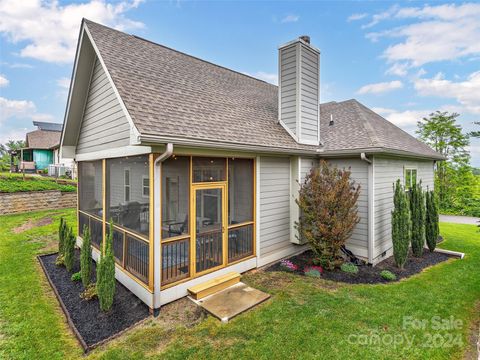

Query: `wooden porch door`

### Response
(192, 184, 227, 275)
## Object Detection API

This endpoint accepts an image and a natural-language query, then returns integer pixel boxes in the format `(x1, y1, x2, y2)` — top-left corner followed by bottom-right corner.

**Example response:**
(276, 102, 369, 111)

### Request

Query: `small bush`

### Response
(80, 225, 92, 287)
(410, 181, 426, 257)
(279, 259, 298, 272)
(55, 254, 65, 267)
(58, 217, 66, 255)
(97, 222, 116, 311)
(380, 270, 397, 281)
(425, 190, 439, 252)
(340, 262, 359, 274)
(64, 225, 75, 272)
(71, 272, 81, 282)
(304, 266, 323, 278)
(80, 283, 97, 301)
(391, 180, 411, 269)
(296, 161, 360, 270)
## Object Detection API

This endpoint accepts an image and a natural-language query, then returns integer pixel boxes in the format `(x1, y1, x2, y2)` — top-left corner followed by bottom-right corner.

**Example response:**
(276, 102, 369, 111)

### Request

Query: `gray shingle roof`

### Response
(84, 20, 442, 159)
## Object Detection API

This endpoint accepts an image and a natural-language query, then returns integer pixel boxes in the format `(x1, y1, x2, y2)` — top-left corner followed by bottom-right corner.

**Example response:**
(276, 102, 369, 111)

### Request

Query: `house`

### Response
(60, 20, 443, 312)
(20, 121, 76, 176)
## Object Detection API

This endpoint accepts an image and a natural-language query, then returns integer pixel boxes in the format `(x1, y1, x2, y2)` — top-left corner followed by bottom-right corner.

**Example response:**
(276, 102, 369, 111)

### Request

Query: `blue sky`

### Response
(1, 1, 479, 165)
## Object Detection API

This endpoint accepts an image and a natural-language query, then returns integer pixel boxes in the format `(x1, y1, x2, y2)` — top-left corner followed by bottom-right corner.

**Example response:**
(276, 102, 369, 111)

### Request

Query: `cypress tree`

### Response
(64, 225, 75, 272)
(97, 222, 116, 311)
(58, 217, 66, 255)
(391, 179, 411, 269)
(426, 190, 440, 252)
(80, 225, 92, 287)
(410, 181, 426, 257)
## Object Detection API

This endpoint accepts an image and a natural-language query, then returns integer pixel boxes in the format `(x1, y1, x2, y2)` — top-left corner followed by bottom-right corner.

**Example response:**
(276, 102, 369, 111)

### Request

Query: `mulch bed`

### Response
(38, 251, 149, 352)
(267, 250, 454, 284)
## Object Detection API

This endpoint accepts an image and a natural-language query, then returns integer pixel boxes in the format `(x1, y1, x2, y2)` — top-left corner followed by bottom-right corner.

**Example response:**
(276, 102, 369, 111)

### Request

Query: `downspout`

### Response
(152, 143, 173, 313)
(360, 152, 374, 264)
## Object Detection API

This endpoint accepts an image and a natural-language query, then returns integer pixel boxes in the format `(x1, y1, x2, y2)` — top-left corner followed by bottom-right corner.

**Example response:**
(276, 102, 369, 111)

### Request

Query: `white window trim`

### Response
(124, 167, 131, 202)
(142, 175, 149, 199)
(404, 166, 418, 190)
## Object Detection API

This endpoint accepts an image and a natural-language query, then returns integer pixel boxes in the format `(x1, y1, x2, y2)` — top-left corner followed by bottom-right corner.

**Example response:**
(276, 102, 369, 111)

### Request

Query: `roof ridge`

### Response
(84, 19, 277, 88)
(351, 100, 382, 148)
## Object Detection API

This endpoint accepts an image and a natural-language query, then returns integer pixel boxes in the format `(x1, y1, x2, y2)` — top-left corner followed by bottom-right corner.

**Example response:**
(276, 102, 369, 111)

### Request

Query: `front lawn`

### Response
(0, 173, 77, 193)
(0, 210, 479, 359)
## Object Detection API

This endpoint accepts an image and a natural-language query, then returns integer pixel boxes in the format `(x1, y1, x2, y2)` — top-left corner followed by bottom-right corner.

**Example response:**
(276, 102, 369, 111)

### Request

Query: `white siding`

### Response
(300, 157, 317, 183)
(279, 44, 298, 136)
(76, 57, 131, 154)
(374, 156, 435, 260)
(259, 156, 296, 258)
(299, 45, 319, 143)
(327, 159, 369, 258)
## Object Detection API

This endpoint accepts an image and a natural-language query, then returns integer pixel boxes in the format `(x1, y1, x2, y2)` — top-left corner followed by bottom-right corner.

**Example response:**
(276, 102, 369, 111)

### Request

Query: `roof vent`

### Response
(299, 35, 310, 44)
(329, 114, 334, 126)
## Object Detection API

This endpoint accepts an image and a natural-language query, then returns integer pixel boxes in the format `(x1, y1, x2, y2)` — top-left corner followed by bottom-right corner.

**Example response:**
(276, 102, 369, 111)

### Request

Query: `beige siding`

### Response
(299, 45, 319, 143)
(279, 44, 297, 136)
(327, 158, 369, 258)
(259, 156, 294, 257)
(76, 57, 131, 154)
(374, 156, 435, 260)
(300, 157, 317, 183)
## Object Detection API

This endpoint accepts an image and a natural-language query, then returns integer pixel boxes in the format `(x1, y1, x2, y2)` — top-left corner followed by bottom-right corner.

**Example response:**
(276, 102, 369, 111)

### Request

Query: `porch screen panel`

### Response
(192, 157, 226, 182)
(162, 156, 190, 239)
(106, 155, 150, 237)
(78, 161, 103, 217)
(228, 158, 254, 224)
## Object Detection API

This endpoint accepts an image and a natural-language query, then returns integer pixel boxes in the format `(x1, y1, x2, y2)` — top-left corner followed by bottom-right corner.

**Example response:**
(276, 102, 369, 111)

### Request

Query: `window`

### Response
(106, 155, 150, 236)
(142, 176, 149, 198)
(162, 156, 190, 239)
(124, 168, 131, 202)
(405, 168, 417, 190)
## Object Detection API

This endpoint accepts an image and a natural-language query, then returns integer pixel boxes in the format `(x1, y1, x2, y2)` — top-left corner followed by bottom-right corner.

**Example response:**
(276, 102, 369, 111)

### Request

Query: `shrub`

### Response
(380, 270, 397, 281)
(391, 180, 411, 269)
(58, 217, 66, 255)
(80, 225, 92, 287)
(340, 262, 359, 274)
(410, 182, 426, 257)
(80, 283, 97, 301)
(71, 272, 81, 282)
(64, 225, 76, 272)
(55, 254, 65, 267)
(97, 222, 116, 311)
(296, 160, 360, 270)
(425, 190, 439, 252)
(279, 259, 298, 272)
(304, 266, 323, 278)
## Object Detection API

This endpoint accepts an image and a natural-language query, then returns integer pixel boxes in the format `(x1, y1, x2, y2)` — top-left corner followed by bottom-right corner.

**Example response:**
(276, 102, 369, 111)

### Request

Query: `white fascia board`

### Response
(75, 145, 152, 161)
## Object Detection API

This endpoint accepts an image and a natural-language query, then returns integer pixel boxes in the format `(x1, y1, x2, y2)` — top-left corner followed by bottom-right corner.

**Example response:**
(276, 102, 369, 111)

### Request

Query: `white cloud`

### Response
(0, 97, 54, 124)
(244, 71, 278, 85)
(347, 13, 368, 22)
(0, 0, 144, 63)
(281, 14, 299, 23)
(0, 74, 9, 87)
(57, 77, 71, 90)
(363, 3, 480, 69)
(0, 127, 30, 144)
(373, 108, 433, 128)
(385, 63, 409, 77)
(414, 71, 480, 114)
(357, 80, 403, 95)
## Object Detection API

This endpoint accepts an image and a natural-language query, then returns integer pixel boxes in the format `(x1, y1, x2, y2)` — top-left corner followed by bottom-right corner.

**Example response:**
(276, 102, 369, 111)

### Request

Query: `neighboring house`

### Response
(21, 121, 76, 175)
(61, 20, 443, 312)
(22, 121, 62, 171)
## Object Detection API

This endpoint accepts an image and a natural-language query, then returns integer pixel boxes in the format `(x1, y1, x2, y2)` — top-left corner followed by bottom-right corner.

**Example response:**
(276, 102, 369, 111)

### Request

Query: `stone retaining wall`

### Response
(0, 190, 77, 215)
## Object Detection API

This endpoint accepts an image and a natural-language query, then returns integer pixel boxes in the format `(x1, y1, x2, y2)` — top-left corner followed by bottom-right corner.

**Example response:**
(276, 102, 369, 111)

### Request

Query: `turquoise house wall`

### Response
(33, 149, 54, 170)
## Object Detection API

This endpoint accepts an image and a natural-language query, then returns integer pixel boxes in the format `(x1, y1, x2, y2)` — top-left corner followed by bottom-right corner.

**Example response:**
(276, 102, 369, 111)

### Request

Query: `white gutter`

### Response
(153, 143, 173, 311)
(361, 152, 374, 264)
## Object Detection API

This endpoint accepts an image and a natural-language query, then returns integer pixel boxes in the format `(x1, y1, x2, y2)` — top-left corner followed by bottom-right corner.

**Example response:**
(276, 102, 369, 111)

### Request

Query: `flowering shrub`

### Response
(280, 259, 298, 272)
(304, 266, 323, 278)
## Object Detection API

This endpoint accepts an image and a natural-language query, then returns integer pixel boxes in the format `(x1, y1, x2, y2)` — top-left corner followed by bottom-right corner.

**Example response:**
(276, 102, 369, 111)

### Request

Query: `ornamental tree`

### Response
(425, 189, 440, 252)
(410, 181, 426, 257)
(97, 222, 116, 311)
(64, 225, 75, 272)
(296, 160, 360, 270)
(80, 225, 93, 287)
(391, 179, 411, 269)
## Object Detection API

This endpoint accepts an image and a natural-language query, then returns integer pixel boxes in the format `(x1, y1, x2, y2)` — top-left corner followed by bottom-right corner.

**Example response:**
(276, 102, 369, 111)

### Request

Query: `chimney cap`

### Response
(299, 35, 310, 44)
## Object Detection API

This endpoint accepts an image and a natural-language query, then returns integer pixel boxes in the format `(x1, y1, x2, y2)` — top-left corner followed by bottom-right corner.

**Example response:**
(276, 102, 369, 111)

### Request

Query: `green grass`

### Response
(0, 211, 479, 359)
(0, 173, 76, 193)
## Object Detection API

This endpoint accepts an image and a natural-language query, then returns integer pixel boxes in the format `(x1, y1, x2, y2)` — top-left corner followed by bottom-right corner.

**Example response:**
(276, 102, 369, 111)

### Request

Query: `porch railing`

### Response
(228, 223, 254, 263)
(161, 238, 190, 285)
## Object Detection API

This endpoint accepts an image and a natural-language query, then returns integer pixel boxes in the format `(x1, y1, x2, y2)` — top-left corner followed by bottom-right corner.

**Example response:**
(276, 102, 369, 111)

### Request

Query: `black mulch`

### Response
(266, 250, 454, 284)
(39, 251, 149, 349)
